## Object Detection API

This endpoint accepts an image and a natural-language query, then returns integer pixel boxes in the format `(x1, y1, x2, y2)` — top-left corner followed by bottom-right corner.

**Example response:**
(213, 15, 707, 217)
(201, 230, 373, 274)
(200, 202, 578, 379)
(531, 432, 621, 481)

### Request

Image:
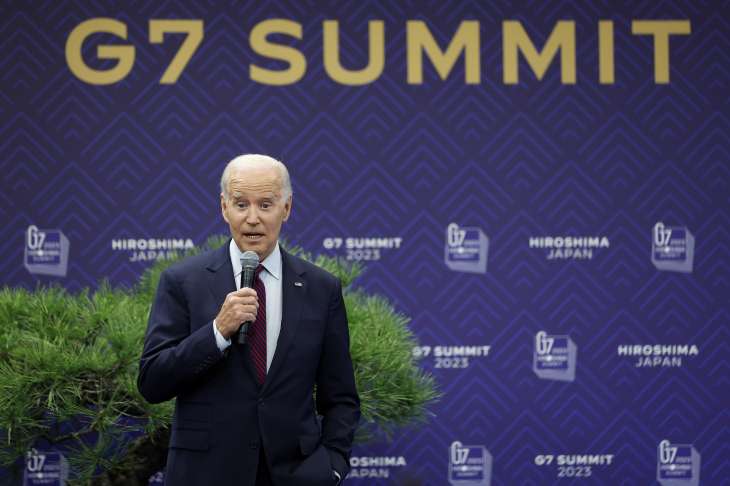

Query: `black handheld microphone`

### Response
(237, 251, 259, 345)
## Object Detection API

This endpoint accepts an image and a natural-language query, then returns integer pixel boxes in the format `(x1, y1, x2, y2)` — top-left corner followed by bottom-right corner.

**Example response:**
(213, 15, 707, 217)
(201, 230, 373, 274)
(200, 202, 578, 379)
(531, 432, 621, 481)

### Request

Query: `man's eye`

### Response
(237, 203, 248, 209)
(261, 203, 271, 209)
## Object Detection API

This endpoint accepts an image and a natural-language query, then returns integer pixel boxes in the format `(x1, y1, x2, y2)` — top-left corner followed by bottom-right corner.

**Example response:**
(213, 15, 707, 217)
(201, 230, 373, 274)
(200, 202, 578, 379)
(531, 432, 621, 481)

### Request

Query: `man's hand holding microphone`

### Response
(214, 287, 258, 340)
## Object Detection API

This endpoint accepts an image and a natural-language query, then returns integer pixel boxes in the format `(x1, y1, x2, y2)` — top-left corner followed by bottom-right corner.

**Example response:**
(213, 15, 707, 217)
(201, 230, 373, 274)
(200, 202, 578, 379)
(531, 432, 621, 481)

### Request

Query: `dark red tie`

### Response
(248, 265, 267, 384)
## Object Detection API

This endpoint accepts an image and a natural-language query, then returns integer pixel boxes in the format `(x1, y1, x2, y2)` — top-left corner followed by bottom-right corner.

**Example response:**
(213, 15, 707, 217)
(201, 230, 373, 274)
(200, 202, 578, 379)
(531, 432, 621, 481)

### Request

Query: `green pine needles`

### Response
(0, 236, 438, 484)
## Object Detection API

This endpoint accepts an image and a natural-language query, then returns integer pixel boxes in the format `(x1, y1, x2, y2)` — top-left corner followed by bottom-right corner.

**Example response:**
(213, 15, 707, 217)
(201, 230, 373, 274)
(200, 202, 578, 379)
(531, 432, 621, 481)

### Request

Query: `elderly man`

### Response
(138, 154, 360, 485)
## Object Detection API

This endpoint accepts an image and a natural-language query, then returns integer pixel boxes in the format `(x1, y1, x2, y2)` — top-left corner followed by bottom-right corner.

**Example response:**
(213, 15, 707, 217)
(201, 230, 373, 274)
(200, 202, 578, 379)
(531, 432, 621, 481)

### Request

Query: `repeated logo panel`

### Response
(1, 1, 728, 484)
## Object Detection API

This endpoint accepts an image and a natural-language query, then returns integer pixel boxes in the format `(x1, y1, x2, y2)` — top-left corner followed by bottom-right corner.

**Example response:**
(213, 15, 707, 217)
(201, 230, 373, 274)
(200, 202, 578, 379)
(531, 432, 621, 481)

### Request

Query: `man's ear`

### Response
(283, 195, 292, 222)
(220, 193, 229, 223)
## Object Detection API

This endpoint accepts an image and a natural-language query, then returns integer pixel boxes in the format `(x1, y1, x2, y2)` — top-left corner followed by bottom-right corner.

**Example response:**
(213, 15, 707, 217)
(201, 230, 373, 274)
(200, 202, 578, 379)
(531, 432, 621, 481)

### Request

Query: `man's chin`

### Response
(235, 239, 270, 258)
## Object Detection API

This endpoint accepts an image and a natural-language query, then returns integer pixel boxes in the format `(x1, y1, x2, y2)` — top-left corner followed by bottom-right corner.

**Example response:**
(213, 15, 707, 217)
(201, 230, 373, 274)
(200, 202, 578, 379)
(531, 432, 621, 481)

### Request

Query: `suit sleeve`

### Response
(137, 268, 224, 404)
(316, 277, 361, 477)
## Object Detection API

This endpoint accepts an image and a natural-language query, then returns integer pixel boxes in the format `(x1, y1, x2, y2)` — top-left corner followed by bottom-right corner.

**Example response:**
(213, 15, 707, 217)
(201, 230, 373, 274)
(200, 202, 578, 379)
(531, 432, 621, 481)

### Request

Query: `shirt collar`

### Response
(229, 239, 282, 281)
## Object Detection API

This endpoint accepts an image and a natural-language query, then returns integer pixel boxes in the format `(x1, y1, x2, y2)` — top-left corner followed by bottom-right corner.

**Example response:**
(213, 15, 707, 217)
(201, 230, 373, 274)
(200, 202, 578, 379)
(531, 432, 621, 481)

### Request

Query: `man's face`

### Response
(221, 165, 292, 260)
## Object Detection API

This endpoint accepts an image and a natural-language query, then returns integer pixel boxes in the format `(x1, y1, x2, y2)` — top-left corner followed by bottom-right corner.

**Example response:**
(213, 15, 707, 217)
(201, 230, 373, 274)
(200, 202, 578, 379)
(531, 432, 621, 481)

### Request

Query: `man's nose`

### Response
(245, 207, 260, 224)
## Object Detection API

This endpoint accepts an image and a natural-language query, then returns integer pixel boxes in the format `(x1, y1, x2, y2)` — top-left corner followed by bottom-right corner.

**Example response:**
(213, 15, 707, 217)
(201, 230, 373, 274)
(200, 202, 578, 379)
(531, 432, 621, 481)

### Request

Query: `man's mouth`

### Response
(244, 233, 264, 241)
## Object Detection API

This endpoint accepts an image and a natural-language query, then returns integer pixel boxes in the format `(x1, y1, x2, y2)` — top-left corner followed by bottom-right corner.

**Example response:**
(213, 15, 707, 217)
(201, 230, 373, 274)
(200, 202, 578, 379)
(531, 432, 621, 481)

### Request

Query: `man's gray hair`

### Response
(220, 154, 292, 200)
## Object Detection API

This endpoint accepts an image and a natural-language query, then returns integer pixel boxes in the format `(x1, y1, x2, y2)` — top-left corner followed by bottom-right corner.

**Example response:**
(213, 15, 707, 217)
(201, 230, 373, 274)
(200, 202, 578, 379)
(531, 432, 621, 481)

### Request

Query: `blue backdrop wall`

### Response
(2, 0, 728, 484)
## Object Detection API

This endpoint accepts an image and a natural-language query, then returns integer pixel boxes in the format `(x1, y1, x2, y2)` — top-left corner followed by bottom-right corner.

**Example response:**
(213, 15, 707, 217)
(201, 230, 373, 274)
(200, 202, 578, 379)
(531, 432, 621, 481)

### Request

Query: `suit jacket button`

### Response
(249, 440, 258, 450)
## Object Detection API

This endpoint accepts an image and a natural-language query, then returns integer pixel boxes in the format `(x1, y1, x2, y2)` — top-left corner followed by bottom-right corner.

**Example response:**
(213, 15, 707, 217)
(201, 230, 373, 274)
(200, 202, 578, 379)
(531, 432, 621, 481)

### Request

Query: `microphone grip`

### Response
(237, 262, 258, 345)
(237, 321, 252, 344)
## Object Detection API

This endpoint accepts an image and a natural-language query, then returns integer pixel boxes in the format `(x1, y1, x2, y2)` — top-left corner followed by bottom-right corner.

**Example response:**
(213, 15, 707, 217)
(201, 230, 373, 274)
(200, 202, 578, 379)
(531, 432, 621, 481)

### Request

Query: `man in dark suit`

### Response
(137, 154, 360, 485)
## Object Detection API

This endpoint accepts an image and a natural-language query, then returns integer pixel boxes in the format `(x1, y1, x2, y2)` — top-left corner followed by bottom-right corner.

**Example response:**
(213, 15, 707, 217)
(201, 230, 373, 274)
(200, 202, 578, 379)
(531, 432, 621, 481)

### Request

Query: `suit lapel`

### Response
(206, 240, 258, 383)
(206, 241, 236, 302)
(263, 249, 306, 392)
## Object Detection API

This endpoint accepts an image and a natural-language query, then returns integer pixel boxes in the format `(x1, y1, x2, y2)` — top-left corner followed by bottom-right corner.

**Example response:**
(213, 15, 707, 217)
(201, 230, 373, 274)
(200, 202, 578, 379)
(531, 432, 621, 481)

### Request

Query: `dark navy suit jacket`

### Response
(137, 242, 360, 485)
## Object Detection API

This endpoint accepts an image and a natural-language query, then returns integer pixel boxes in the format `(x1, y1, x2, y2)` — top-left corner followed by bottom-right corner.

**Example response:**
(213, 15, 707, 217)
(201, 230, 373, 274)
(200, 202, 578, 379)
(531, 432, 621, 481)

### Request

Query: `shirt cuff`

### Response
(213, 320, 231, 352)
(333, 469, 341, 484)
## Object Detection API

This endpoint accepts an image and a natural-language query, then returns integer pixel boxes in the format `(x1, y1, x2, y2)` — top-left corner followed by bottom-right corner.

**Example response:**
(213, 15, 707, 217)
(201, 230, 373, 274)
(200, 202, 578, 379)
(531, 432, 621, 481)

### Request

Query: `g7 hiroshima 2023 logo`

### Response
(24, 225, 70, 277)
(24, 448, 68, 484)
(445, 223, 488, 274)
(657, 440, 700, 486)
(533, 331, 577, 382)
(448, 441, 491, 486)
(652, 222, 694, 273)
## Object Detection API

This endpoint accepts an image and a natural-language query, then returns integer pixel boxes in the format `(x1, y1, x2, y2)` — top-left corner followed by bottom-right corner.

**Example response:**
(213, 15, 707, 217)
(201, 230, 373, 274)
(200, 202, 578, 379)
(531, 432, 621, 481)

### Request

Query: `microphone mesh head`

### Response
(241, 251, 259, 270)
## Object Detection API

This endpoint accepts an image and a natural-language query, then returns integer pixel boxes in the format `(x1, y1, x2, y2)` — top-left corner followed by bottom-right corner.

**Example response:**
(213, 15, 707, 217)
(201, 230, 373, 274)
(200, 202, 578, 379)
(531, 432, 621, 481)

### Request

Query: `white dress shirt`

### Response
(213, 240, 283, 372)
